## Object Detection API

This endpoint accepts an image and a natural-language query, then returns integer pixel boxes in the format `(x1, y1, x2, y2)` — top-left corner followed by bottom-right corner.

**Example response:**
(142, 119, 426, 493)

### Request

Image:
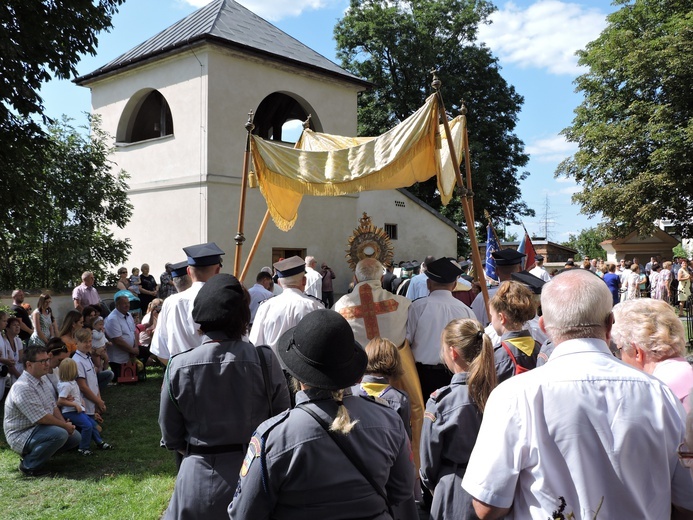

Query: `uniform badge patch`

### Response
(240, 436, 261, 477)
(424, 411, 437, 422)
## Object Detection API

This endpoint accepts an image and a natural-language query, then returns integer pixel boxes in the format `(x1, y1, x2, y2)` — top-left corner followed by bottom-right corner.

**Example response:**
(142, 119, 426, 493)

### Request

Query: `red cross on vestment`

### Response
(339, 284, 399, 339)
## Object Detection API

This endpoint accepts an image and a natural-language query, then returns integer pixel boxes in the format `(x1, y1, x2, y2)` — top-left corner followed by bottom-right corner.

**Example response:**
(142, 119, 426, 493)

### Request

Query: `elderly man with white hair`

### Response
(612, 298, 693, 412)
(462, 268, 693, 519)
(249, 256, 323, 352)
(303, 255, 322, 301)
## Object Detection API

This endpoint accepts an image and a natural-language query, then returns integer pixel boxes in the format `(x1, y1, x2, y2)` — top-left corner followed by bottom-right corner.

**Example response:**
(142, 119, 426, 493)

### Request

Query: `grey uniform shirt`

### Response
(420, 372, 483, 520)
(159, 331, 290, 520)
(228, 388, 415, 520)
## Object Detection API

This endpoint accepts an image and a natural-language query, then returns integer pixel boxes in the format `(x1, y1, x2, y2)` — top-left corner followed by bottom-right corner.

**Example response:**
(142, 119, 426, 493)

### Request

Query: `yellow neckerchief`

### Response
(504, 335, 536, 357)
(360, 382, 390, 398)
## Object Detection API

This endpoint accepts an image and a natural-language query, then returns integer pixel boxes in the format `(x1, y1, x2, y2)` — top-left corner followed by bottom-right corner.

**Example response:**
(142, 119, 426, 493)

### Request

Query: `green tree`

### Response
(334, 0, 534, 235)
(672, 243, 688, 260)
(0, 0, 124, 218)
(557, 0, 693, 237)
(562, 227, 608, 261)
(0, 116, 132, 290)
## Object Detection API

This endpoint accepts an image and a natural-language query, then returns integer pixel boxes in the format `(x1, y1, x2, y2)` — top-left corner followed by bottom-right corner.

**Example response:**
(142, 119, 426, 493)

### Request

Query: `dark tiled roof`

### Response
(76, 0, 367, 86)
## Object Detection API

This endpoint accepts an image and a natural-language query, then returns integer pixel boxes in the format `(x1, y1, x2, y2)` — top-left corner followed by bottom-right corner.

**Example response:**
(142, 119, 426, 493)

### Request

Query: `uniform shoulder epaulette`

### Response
(359, 394, 391, 408)
(239, 409, 291, 481)
(255, 408, 291, 438)
(167, 348, 193, 367)
(384, 386, 408, 399)
(429, 385, 452, 403)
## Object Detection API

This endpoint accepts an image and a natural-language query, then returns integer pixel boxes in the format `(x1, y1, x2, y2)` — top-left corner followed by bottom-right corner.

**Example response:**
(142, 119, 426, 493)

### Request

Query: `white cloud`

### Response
(477, 0, 608, 75)
(559, 185, 581, 195)
(181, 0, 336, 21)
(526, 134, 577, 163)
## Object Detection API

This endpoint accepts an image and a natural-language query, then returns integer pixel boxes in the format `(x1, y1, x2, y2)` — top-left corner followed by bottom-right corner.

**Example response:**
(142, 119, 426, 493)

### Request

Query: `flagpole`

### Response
(239, 209, 271, 283)
(431, 71, 490, 318)
(233, 110, 255, 278)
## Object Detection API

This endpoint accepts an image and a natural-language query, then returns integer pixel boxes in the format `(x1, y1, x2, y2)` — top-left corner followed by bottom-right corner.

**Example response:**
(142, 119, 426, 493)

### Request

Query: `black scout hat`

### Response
(192, 274, 244, 326)
(273, 256, 306, 278)
(425, 257, 463, 284)
(491, 249, 525, 266)
(511, 270, 546, 295)
(183, 242, 225, 267)
(277, 310, 367, 391)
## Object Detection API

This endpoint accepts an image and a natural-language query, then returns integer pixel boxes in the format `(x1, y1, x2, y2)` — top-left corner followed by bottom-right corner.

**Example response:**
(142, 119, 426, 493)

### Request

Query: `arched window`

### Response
(254, 92, 321, 144)
(117, 89, 174, 144)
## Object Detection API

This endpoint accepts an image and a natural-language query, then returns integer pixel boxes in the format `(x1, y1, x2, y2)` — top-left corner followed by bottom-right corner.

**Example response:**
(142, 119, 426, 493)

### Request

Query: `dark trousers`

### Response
(322, 291, 334, 309)
(415, 363, 453, 400)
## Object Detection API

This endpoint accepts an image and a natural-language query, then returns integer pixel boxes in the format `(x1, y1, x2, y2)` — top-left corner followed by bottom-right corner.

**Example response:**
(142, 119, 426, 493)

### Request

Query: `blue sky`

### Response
(39, 0, 618, 243)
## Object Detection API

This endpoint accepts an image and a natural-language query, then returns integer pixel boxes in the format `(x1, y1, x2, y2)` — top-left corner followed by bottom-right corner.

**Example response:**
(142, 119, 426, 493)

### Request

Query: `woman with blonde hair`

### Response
(420, 318, 497, 519)
(612, 298, 693, 412)
(228, 309, 415, 519)
(656, 261, 673, 302)
(677, 259, 691, 315)
(351, 337, 411, 438)
(115, 267, 129, 291)
(623, 263, 641, 300)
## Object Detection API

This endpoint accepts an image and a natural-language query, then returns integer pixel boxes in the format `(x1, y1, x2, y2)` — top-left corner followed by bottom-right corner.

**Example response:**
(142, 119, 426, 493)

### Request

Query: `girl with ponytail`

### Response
(420, 318, 497, 519)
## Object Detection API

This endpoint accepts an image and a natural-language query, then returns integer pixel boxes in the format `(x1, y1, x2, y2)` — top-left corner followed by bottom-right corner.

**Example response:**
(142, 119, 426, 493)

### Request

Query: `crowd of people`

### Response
(1, 244, 693, 519)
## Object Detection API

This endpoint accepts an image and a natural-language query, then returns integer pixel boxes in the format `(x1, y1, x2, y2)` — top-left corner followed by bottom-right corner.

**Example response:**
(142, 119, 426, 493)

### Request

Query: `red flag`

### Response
(519, 232, 536, 270)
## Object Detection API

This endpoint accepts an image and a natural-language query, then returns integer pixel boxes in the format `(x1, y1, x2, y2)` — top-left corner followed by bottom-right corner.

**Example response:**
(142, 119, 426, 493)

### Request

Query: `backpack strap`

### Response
(501, 341, 530, 375)
(297, 403, 393, 518)
(256, 345, 273, 417)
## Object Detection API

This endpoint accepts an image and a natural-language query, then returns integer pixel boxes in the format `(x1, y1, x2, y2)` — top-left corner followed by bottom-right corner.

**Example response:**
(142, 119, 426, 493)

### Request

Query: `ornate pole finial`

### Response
(302, 114, 312, 130)
(234, 232, 246, 246)
(245, 110, 255, 133)
(430, 69, 441, 91)
(459, 99, 468, 116)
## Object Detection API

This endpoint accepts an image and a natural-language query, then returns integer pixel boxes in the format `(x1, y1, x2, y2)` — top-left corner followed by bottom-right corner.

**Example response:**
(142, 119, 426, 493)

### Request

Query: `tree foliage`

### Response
(334, 0, 534, 238)
(557, 0, 693, 237)
(0, 117, 132, 290)
(0, 0, 124, 221)
(561, 227, 608, 261)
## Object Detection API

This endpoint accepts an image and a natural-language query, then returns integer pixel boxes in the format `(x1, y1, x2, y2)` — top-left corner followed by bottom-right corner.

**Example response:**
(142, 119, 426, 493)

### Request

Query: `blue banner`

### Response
(485, 225, 499, 281)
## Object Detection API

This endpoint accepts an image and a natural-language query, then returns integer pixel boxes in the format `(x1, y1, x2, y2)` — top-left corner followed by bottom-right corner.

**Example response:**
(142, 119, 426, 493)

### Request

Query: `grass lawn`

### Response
(0, 367, 176, 519)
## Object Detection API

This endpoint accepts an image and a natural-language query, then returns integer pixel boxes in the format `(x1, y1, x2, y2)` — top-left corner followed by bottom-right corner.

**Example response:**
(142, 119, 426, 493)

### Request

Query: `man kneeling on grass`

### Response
(3, 345, 81, 477)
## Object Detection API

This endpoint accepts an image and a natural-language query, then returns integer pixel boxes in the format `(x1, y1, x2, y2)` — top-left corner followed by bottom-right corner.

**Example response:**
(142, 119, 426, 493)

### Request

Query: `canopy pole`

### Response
(233, 110, 255, 278)
(430, 70, 490, 320)
(239, 209, 271, 283)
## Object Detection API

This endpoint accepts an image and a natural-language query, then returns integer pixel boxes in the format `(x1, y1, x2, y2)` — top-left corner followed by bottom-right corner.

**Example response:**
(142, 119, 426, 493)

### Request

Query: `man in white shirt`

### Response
(528, 254, 551, 283)
(303, 256, 322, 301)
(405, 255, 436, 300)
(249, 256, 323, 352)
(406, 257, 474, 399)
(150, 242, 224, 365)
(104, 292, 138, 378)
(462, 268, 693, 519)
(248, 271, 274, 324)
